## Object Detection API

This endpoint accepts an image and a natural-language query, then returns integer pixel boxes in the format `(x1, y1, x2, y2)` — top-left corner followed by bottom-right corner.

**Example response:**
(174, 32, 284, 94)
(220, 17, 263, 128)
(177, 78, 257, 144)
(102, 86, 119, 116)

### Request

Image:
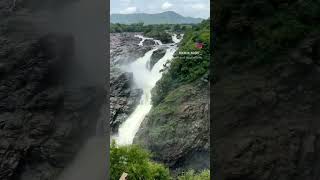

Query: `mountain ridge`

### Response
(111, 11, 203, 25)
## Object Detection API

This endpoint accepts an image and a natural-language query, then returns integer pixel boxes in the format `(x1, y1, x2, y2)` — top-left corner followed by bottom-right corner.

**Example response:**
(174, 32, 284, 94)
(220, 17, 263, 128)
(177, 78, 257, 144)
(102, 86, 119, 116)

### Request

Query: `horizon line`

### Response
(110, 11, 208, 19)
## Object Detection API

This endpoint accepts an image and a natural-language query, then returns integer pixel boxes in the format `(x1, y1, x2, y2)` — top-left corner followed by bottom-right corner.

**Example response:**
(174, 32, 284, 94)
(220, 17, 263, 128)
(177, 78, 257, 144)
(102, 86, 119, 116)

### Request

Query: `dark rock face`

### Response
(110, 33, 152, 65)
(148, 48, 166, 70)
(213, 35, 320, 180)
(143, 39, 155, 46)
(0, 2, 105, 179)
(110, 71, 142, 133)
(0, 33, 103, 180)
(212, 0, 320, 179)
(134, 79, 209, 172)
(110, 32, 157, 133)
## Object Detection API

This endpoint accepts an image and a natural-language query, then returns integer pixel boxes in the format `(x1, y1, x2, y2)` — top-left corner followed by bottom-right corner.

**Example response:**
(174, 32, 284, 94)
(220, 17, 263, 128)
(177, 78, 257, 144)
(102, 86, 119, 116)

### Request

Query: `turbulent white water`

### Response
(135, 34, 164, 46)
(172, 33, 184, 43)
(113, 34, 181, 145)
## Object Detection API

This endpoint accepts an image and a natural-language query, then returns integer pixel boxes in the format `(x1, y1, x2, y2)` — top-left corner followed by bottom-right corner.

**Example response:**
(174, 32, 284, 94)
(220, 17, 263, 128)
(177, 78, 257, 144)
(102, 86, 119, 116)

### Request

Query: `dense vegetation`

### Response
(144, 30, 172, 44)
(110, 23, 192, 43)
(134, 19, 210, 175)
(110, 141, 171, 180)
(152, 19, 210, 105)
(110, 23, 191, 33)
(110, 142, 210, 180)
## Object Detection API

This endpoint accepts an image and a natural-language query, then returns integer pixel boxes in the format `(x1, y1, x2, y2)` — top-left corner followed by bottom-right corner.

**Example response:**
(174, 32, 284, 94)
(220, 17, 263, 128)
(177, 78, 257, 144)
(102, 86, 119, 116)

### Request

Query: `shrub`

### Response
(110, 141, 171, 180)
(145, 30, 173, 43)
(152, 19, 210, 105)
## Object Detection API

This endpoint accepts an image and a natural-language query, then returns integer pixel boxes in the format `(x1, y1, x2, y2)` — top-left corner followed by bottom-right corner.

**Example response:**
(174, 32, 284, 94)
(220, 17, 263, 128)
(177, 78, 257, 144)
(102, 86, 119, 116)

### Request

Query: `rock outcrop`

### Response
(0, 33, 104, 180)
(134, 79, 210, 172)
(110, 33, 157, 133)
(0, 1, 105, 179)
(212, 0, 320, 179)
(110, 70, 142, 133)
(148, 48, 166, 70)
(110, 33, 152, 65)
(133, 20, 210, 175)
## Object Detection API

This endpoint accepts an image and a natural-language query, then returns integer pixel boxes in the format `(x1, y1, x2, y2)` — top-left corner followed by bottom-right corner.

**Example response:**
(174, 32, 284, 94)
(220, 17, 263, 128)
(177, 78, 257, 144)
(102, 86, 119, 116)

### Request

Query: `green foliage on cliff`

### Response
(110, 141, 171, 180)
(110, 141, 210, 180)
(110, 23, 192, 34)
(110, 23, 146, 33)
(110, 23, 193, 43)
(152, 19, 210, 105)
(144, 30, 173, 43)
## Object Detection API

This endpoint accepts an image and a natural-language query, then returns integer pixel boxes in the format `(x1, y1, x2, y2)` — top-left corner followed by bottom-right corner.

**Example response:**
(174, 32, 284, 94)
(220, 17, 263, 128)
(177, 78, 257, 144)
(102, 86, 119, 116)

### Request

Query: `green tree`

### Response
(152, 19, 210, 105)
(110, 141, 171, 180)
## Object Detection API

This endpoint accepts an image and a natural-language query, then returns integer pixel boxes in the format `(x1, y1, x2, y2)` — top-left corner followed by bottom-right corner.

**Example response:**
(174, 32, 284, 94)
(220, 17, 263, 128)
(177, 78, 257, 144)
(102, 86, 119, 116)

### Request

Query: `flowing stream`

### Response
(113, 34, 182, 145)
(172, 33, 184, 43)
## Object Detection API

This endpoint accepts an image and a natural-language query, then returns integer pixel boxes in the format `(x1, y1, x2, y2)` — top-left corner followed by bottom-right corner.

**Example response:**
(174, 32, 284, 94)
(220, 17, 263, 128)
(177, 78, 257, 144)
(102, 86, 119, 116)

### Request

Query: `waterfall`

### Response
(172, 34, 184, 43)
(113, 34, 182, 145)
(134, 34, 153, 46)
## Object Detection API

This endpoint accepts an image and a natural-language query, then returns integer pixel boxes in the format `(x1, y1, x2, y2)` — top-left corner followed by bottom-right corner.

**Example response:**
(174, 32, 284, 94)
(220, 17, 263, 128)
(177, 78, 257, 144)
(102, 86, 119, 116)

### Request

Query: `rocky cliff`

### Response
(110, 33, 160, 133)
(134, 78, 210, 172)
(110, 70, 142, 133)
(212, 0, 320, 179)
(110, 33, 152, 65)
(134, 20, 210, 173)
(0, 1, 105, 179)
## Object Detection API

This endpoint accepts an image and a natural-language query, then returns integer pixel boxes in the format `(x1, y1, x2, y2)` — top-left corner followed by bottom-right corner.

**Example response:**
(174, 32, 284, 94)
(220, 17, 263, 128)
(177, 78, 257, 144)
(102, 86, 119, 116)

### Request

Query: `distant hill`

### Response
(111, 11, 203, 25)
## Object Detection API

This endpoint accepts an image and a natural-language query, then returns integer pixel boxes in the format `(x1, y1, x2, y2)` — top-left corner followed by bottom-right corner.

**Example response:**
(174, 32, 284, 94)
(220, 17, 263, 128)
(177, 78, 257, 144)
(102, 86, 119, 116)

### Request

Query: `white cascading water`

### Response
(113, 34, 181, 145)
(135, 34, 163, 46)
(172, 33, 183, 43)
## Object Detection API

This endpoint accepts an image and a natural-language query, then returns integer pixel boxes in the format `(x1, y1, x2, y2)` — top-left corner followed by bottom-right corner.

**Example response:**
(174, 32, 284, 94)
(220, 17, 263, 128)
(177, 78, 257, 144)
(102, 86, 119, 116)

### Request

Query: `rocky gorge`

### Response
(110, 21, 210, 174)
(110, 32, 154, 133)
(134, 78, 210, 172)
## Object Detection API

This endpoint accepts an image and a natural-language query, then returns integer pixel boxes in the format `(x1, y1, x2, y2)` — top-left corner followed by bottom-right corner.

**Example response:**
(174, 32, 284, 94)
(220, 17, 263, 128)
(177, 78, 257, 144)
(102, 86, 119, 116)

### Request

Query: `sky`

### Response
(110, 0, 210, 19)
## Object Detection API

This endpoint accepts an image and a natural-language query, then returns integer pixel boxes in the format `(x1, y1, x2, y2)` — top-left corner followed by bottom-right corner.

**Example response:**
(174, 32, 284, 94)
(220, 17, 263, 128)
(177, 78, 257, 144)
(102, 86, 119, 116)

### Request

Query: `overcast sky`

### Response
(110, 0, 210, 19)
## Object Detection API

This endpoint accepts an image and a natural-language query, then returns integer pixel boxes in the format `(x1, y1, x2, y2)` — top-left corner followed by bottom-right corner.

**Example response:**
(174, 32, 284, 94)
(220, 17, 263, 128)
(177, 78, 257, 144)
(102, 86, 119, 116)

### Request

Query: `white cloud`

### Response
(161, 2, 173, 10)
(190, 3, 209, 11)
(120, 6, 137, 14)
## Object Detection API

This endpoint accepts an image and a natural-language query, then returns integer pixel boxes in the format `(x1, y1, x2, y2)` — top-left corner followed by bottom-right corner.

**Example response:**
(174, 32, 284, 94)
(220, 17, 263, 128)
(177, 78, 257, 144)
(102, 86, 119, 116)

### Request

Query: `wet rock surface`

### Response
(0, 34, 103, 180)
(134, 79, 210, 173)
(110, 33, 156, 133)
(143, 39, 156, 46)
(110, 70, 142, 133)
(148, 48, 166, 70)
(213, 35, 320, 180)
(0, 2, 105, 180)
(212, 0, 320, 179)
(110, 33, 152, 65)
